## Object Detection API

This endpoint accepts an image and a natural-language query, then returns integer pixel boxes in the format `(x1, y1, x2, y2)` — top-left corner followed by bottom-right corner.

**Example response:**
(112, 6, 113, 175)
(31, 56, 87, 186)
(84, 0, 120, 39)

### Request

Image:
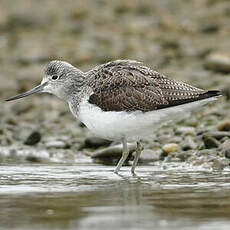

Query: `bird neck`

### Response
(54, 67, 86, 102)
(63, 80, 86, 102)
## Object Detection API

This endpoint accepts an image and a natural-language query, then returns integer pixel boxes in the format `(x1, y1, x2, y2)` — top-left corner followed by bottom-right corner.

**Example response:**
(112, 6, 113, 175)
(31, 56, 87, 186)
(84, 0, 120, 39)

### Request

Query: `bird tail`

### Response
(200, 90, 222, 99)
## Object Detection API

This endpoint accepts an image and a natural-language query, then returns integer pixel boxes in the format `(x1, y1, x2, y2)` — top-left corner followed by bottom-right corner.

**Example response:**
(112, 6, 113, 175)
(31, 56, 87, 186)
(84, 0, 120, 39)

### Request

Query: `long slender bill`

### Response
(6, 82, 47, 101)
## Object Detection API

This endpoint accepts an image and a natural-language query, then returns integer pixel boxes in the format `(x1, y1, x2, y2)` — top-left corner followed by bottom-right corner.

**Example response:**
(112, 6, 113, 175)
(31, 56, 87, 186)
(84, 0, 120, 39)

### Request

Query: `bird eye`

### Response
(52, 75, 58, 80)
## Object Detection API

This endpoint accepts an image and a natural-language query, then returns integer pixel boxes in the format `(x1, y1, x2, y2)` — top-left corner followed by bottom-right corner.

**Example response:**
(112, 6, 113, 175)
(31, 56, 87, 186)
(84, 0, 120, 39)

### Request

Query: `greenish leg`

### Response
(131, 141, 143, 174)
(114, 138, 129, 173)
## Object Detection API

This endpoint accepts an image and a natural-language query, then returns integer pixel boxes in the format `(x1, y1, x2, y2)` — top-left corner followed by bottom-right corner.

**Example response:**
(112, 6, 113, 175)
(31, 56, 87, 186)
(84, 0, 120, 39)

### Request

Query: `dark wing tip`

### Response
(202, 90, 222, 98)
(157, 89, 221, 110)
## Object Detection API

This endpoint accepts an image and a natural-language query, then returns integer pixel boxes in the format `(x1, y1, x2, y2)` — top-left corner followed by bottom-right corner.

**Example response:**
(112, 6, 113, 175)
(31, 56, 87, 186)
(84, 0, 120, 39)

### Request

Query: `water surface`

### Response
(0, 163, 230, 230)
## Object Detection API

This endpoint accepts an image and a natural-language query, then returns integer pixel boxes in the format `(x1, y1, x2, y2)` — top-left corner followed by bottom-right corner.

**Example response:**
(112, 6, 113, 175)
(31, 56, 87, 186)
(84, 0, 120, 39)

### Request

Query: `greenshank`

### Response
(6, 60, 221, 173)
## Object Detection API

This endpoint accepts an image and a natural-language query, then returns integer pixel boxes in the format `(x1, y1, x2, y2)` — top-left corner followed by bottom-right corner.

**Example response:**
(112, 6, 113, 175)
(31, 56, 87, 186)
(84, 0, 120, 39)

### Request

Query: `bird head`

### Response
(6, 60, 85, 102)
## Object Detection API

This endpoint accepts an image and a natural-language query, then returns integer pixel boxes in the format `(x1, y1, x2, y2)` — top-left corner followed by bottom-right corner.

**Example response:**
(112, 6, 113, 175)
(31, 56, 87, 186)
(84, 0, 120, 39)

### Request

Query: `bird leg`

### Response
(131, 141, 143, 174)
(114, 138, 129, 173)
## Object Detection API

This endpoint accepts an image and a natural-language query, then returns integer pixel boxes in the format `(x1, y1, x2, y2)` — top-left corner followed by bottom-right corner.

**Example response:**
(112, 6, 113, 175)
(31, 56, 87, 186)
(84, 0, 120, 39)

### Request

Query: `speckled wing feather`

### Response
(87, 60, 219, 112)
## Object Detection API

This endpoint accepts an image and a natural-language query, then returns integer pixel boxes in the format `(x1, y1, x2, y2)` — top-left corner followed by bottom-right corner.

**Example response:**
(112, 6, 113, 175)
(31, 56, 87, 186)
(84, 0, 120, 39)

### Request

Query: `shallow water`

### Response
(0, 163, 230, 230)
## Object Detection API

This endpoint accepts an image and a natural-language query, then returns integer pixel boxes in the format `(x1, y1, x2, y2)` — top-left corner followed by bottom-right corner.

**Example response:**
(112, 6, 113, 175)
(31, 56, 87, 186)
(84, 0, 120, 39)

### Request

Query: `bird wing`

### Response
(87, 60, 211, 112)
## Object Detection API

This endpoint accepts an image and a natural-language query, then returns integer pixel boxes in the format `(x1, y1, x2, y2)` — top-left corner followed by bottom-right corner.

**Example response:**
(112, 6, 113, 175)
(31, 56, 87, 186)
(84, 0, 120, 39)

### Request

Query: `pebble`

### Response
(176, 151, 192, 162)
(221, 140, 230, 159)
(170, 136, 183, 143)
(220, 136, 229, 143)
(91, 143, 136, 159)
(184, 119, 198, 127)
(193, 159, 206, 166)
(202, 135, 220, 149)
(204, 53, 230, 73)
(25, 155, 41, 163)
(24, 131, 41, 145)
(175, 126, 195, 136)
(218, 120, 230, 132)
(84, 137, 112, 148)
(220, 85, 230, 100)
(46, 141, 68, 149)
(168, 157, 181, 163)
(221, 139, 230, 149)
(182, 136, 197, 151)
(200, 24, 219, 34)
(203, 131, 230, 140)
(139, 149, 161, 162)
(197, 149, 217, 156)
(212, 159, 226, 170)
(225, 149, 230, 159)
(162, 143, 179, 154)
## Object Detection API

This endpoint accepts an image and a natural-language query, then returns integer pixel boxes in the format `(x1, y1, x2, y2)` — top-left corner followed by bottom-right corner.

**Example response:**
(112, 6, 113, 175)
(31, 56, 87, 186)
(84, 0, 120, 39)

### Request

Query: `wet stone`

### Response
(221, 139, 230, 159)
(170, 136, 183, 143)
(84, 137, 112, 148)
(202, 135, 220, 149)
(175, 126, 196, 136)
(218, 120, 230, 132)
(203, 131, 230, 140)
(46, 141, 68, 149)
(5, 117, 17, 126)
(25, 155, 41, 163)
(139, 149, 161, 162)
(169, 157, 181, 163)
(184, 119, 198, 127)
(220, 136, 230, 143)
(220, 85, 230, 100)
(24, 131, 41, 145)
(91, 143, 136, 159)
(197, 149, 217, 157)
(225, 149, 230, 159)
(204, 53, 230, 73)
(182, 136, 197, 151)
(193, 159, 206, 166)
(176, 151, 192, 162)
(162, 143, 179, 154)
(221, 139, 230, 149)
(11, 102, 35, 115)
(165, 153, 182, 162)
(212, 159, 226, 170)
(200, 24, 219, 34)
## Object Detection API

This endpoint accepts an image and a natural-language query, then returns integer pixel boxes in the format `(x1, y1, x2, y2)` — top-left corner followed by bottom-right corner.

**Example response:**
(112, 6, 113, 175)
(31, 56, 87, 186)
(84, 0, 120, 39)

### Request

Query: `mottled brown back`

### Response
(87, 60, 219, 112)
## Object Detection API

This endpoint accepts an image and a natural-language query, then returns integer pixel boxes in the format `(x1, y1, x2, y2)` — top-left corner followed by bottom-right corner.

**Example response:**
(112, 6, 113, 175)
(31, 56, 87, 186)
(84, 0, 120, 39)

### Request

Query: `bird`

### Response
(6, 59, 221, 173)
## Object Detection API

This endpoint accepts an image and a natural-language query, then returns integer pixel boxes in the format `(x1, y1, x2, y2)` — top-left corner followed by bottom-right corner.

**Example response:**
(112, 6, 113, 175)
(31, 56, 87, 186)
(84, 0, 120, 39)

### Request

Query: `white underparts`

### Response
(72, 97, 217, 141)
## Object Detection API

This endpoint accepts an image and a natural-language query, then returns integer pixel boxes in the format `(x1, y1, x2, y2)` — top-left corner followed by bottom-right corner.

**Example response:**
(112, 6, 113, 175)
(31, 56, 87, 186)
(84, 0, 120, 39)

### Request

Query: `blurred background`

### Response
(1, 1, 230, 230)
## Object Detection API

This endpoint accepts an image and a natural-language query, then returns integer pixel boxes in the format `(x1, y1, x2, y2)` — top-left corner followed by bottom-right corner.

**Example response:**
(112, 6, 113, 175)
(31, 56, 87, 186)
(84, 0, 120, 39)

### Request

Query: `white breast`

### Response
(70, 97, 217, 142)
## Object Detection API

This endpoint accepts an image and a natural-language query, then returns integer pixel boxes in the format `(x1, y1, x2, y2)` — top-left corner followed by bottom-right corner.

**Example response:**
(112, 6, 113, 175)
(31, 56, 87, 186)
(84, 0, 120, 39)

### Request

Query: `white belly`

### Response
(72, 97, 216, 142)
